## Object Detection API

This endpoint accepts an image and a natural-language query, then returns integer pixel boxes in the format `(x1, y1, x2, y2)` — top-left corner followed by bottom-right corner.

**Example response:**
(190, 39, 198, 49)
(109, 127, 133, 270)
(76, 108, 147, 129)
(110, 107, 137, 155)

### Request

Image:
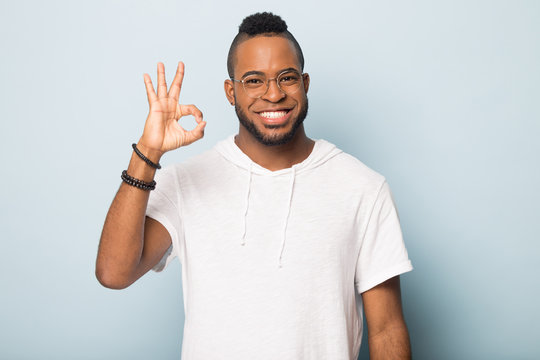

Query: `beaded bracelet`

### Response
(121, 170, 156, 191)
(132, 143, 162, 169)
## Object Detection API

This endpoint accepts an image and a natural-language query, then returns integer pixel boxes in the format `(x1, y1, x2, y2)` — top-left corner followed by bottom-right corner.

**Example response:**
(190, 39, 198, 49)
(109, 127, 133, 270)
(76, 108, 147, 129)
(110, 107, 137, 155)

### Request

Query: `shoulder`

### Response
(179, 147, 223, 173)
(319, 140, 386, 192)
(155, 146, 226, 187)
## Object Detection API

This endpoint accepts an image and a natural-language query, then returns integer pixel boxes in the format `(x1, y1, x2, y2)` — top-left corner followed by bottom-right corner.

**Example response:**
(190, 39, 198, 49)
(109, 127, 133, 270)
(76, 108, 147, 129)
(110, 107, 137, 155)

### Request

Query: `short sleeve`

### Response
(145, 165, 184, 272)
(355, 180, 413, 294)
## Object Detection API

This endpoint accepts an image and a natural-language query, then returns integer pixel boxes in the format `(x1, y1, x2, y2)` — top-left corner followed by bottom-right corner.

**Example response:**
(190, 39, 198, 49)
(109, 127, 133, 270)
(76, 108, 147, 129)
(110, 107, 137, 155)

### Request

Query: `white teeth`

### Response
(259, 111, 288, 119)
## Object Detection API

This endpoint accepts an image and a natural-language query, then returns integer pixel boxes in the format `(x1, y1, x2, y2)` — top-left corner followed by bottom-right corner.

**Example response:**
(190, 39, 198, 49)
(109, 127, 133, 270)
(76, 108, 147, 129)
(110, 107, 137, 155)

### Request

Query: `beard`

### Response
(235, 97, 309, 146)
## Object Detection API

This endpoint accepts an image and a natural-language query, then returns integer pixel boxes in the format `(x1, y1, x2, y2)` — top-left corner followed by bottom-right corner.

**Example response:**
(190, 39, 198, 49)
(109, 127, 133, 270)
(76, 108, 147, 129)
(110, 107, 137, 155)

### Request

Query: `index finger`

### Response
(168, 61, 185, 102)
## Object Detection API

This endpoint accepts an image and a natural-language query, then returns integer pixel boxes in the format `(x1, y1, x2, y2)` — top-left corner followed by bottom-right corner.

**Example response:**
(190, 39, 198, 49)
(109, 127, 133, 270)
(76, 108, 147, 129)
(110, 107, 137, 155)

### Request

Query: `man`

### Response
(96, 12, 413, 360)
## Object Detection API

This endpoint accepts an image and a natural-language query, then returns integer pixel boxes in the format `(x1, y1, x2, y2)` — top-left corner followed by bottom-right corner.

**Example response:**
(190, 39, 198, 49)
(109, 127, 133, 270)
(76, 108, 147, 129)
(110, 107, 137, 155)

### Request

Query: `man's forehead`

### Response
(234, 35, 301, 73)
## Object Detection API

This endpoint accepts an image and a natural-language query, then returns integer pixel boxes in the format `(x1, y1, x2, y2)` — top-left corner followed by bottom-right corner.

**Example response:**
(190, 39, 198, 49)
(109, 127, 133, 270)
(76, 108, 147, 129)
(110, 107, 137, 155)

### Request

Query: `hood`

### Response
(214, 134, 343, 268)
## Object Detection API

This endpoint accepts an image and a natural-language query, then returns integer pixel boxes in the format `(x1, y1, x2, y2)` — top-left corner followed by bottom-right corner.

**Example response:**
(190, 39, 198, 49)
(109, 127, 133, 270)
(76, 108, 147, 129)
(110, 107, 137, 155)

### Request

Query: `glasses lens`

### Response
(277, 71, 302, 94)
(242, 74, 266, 98)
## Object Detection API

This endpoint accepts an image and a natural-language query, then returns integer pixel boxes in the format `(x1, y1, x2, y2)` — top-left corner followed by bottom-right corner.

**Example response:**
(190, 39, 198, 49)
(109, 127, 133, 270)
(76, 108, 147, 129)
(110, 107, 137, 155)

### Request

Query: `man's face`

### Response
(226, 36, 310, 146)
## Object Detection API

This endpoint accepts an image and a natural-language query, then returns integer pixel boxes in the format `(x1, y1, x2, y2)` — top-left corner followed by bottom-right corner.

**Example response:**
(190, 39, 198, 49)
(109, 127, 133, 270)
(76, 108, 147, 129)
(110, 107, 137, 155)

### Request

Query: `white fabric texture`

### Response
(146, 134, 413, 360)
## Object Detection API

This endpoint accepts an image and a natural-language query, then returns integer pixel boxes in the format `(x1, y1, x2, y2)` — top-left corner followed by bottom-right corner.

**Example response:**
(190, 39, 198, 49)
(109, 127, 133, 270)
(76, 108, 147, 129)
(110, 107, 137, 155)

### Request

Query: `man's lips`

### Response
(256, 109, 292, 124)
(259, 110, 289, 118)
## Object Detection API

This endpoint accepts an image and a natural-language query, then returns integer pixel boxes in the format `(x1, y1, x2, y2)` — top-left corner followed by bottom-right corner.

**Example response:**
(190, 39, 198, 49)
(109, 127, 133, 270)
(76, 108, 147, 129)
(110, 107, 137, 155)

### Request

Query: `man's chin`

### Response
(239, 118, 300, 146)
(264, 122, 288, 130)
(259, 130, 295, 146)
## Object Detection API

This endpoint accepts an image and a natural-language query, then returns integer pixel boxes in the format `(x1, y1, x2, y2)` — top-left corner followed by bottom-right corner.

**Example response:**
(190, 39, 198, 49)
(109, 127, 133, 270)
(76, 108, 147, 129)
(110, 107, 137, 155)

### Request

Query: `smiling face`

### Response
(225, 35, 310, 146)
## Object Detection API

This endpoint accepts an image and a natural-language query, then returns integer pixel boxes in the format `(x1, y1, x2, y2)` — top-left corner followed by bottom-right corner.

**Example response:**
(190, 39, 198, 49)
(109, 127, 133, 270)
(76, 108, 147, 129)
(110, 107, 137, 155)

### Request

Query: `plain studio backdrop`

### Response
(1, 0, 539, 359)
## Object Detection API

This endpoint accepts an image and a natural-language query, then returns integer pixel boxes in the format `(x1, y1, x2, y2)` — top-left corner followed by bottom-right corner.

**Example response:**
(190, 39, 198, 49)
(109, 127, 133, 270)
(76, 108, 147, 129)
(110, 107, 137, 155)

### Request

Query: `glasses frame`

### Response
(230, 69, 306, 99)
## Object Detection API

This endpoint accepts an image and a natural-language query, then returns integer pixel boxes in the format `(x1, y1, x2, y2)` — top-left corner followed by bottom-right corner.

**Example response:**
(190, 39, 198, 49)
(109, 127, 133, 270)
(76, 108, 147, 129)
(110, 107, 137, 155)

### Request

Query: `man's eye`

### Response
(245, 78, 263, 85)
(279, 74, 300, 83)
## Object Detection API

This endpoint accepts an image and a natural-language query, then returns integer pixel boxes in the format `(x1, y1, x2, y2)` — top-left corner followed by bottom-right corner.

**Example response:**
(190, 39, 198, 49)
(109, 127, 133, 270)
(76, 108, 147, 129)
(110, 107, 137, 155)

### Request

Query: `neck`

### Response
(234, 125, 315, 172)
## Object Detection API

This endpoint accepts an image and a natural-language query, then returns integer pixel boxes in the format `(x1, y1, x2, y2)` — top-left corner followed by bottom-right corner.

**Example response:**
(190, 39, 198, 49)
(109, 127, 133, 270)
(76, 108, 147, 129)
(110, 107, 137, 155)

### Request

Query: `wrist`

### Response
(136, 140, 164, 164)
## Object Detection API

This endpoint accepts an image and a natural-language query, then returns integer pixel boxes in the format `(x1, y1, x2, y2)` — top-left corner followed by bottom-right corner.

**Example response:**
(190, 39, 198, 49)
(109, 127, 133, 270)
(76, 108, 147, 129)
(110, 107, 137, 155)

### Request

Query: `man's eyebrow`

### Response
(240, 67, 301, 79)
(278, 67, 300, 74)
(240, 70, 265, 78)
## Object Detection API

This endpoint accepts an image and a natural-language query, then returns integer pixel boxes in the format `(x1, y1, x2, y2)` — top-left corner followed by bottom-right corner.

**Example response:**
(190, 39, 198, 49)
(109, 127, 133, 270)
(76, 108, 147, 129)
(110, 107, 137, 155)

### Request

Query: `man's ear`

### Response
(302, 73, 310, 94)
(224, 79, 235, 105)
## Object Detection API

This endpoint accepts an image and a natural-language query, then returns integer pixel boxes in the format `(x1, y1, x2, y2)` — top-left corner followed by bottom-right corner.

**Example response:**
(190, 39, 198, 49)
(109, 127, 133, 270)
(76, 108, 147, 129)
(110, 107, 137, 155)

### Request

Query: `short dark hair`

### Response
(227, 12, 305, 78)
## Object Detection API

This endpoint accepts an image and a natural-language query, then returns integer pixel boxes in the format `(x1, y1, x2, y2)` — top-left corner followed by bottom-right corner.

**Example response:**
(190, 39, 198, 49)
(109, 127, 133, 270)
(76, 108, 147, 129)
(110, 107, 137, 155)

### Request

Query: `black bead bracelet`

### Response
(132, 143, 161, 169)
(121, 170, 156, 191)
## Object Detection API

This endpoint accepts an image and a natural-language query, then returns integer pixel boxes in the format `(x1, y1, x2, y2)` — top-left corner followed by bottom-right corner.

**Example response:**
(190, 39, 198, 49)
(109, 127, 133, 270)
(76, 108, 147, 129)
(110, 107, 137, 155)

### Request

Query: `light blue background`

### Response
(1, 0, 539, 359)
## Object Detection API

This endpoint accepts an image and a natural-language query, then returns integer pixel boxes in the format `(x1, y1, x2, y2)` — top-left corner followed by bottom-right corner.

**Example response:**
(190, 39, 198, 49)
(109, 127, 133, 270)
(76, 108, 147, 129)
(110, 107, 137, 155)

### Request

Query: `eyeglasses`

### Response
(231, 69, 305, 99)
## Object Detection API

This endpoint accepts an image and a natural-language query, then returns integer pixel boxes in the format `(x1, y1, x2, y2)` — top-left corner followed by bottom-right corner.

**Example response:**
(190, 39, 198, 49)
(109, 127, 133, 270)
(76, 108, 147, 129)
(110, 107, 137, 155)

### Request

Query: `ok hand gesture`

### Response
(139, 62, 206, 155)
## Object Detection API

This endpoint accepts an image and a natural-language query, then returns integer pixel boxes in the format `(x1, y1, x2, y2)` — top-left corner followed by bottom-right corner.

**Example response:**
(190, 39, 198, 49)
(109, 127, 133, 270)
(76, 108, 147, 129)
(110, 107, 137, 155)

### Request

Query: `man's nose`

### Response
(261, 78, 286, 102)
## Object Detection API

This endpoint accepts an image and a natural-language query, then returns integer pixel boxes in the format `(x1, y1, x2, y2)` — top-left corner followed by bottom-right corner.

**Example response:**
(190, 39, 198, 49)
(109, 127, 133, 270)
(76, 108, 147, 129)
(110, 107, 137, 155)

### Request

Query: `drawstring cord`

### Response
(240, 162, 253, 246)
(278, 166, 296, 268)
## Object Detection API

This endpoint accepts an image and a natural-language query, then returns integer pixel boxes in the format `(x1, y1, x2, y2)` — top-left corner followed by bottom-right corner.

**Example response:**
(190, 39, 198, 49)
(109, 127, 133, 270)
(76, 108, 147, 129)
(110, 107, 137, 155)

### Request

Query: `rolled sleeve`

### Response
(355, 181, 413, 294)
(145, 166, 184, 272)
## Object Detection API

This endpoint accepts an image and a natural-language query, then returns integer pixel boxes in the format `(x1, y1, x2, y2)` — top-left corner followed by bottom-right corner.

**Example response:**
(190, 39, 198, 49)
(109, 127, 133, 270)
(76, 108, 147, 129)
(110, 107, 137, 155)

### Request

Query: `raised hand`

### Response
(138, 62, 206, 156)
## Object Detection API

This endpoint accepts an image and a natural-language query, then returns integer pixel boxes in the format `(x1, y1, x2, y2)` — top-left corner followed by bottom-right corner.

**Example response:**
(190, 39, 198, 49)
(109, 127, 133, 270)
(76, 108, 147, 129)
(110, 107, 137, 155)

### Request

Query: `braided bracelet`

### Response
(132, 143, 161, 169)
(121, 170, 156, 191)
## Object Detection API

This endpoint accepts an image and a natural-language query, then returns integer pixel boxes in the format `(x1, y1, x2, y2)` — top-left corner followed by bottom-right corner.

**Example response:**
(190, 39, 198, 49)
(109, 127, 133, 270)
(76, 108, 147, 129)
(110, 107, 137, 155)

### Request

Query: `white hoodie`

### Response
(147, 134, 412, 360)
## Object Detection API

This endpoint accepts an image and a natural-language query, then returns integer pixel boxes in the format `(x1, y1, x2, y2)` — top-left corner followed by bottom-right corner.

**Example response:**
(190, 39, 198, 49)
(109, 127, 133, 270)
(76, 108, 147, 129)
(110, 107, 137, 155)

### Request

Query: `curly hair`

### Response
(227, 12, 305, 78)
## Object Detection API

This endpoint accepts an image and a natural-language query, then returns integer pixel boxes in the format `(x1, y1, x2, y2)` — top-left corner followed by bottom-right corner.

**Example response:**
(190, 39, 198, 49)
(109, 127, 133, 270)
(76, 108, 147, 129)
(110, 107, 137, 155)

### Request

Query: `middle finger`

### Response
(157, 62, 168, 98)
